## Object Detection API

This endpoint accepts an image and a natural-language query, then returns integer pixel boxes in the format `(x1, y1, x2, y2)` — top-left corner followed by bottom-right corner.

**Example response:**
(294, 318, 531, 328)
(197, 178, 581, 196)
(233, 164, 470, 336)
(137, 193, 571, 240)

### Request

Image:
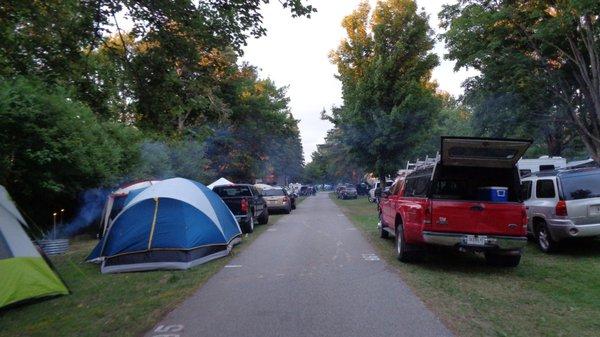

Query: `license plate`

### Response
(589, 205, 600, 216)
(465, 235, 487, 246)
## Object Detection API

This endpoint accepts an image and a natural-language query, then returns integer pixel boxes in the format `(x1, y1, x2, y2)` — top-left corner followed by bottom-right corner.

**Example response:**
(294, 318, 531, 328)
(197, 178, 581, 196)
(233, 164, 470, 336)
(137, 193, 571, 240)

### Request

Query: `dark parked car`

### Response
(337, 185, 358, 199)
(356, 183, 370, 196)
(212, 184, 269, 233)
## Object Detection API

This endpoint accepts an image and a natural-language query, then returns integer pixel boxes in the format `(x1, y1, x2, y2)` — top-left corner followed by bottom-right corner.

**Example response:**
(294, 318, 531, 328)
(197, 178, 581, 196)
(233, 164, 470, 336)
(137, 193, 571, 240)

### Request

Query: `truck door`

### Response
(402, 174, 431, 241)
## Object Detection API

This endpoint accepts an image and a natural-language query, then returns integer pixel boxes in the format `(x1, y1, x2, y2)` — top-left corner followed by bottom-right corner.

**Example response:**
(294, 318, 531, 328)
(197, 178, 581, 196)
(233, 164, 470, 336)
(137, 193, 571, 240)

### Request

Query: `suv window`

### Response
(536, 180, 555, 198)
(560, 171, 600, 200)
(521, 181, 532, 200)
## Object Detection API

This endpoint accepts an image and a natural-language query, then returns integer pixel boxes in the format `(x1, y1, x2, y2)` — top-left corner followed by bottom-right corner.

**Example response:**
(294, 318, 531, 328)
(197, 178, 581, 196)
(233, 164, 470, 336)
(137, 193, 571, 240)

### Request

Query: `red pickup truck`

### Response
(378, 137, 531, 267)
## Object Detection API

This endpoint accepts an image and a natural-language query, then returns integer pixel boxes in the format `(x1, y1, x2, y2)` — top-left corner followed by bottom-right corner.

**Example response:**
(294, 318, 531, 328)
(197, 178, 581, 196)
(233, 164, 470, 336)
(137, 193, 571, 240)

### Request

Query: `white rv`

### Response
(517, 156, 567, 176)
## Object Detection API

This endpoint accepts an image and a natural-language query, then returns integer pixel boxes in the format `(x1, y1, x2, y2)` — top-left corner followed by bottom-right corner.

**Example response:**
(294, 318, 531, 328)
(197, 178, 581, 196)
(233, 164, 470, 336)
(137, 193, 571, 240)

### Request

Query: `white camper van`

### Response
(517, 156, 567, 176)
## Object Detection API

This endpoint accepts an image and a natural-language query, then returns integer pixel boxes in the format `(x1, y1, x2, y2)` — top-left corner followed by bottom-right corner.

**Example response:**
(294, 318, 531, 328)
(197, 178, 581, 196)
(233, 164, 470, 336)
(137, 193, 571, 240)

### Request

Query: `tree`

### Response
(205, 67, 303, 182)
(330, 0, 441, 183)
(0, 0, 316, 130)
(409, 93, 472, 160)
(0, 77, 139, 226)
(441, 0, 600, 161)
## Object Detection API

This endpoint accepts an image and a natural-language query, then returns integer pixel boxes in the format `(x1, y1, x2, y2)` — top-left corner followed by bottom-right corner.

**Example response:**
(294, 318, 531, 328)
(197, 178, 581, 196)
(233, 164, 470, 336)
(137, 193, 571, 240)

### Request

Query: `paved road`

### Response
(145, 193, 452, 337)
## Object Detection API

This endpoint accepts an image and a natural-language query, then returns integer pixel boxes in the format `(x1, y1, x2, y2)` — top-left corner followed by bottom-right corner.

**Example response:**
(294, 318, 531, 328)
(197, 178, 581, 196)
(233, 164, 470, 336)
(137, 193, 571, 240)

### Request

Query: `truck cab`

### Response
(378, 137, 531, 267)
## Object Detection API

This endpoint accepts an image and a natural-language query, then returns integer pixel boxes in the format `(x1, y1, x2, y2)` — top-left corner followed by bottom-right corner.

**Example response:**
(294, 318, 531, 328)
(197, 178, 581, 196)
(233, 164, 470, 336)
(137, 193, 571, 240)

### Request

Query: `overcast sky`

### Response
(241, 0, 478, 162)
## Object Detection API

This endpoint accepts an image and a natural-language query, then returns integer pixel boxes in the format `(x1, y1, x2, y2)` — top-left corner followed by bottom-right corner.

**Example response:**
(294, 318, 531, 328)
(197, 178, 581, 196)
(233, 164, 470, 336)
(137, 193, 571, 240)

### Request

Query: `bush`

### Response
(0, 77, 139, 228)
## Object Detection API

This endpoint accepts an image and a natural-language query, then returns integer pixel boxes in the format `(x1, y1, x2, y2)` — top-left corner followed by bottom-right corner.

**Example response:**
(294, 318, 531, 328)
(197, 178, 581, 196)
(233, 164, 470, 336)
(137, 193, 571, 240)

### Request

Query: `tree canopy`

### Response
(0, 0, 309, 229)
(329, 0, 441, 181)
(441, 0, 600, 161)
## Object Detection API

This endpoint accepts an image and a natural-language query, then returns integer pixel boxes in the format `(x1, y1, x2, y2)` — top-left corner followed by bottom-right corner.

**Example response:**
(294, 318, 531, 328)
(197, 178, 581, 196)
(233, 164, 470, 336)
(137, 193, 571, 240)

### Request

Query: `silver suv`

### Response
(521, 167, 600, 252)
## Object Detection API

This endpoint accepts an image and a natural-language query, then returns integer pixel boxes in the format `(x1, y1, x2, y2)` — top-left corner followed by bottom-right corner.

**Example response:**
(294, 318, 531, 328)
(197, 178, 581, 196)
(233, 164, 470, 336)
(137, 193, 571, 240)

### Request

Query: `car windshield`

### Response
(262, 189, 285, 196)
(213, 186, 252, 197)
(560, 171, 600, 200)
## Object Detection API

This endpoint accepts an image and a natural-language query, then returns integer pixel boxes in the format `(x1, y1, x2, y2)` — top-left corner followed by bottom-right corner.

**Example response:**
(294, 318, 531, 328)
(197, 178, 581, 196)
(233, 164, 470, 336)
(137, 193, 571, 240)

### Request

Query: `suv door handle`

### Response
(470, 204, 485, 211)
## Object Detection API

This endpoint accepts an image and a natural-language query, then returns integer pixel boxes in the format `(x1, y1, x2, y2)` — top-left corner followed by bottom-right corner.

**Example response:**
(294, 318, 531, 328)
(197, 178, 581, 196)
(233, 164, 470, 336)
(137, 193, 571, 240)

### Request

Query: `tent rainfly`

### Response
(207, 177, 234, 189)
(0, 185, 69, 309)
(87, 178, 242, 273)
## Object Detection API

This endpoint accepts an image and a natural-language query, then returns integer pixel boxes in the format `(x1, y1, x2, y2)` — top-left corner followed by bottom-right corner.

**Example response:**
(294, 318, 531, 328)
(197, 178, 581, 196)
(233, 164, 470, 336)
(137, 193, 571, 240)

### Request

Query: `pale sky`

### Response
(241, 0, 478, 162)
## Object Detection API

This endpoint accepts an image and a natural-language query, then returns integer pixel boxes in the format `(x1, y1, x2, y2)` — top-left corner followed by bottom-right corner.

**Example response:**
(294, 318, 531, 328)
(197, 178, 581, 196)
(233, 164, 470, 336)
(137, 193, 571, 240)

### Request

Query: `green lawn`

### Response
(0, 211, 289, 337)
(332, 195, 600, 337)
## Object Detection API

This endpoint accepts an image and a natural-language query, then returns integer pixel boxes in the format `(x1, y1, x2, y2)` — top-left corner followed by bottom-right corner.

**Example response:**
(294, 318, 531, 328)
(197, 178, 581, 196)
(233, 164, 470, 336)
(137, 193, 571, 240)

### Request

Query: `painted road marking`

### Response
(224, 265, 242, 268)
(267, 228, 277, 232)
(151, 324, 184, 337)
(361, 253, 380, 261)
(346, 227, 357, 231)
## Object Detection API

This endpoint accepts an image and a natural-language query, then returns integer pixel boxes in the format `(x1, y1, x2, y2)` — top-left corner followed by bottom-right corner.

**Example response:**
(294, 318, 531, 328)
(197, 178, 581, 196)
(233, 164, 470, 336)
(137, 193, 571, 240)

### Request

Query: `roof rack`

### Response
(405, 152, 439, 171)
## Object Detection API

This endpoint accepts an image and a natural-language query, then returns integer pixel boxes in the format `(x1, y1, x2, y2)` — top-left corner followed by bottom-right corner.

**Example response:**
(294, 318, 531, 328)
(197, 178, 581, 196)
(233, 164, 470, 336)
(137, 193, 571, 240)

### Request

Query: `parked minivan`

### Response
(378, 137, 531, 266)
(521, 167, 600, 252)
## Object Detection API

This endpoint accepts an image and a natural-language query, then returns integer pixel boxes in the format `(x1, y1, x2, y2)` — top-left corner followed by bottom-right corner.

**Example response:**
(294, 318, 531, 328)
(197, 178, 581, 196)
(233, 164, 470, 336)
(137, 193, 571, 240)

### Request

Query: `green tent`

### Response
(0, 185, 68, 309)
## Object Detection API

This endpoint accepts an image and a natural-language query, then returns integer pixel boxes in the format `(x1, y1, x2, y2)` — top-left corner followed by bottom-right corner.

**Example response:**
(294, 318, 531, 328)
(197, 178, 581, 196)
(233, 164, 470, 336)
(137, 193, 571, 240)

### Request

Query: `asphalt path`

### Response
(145, 192, 452, 337)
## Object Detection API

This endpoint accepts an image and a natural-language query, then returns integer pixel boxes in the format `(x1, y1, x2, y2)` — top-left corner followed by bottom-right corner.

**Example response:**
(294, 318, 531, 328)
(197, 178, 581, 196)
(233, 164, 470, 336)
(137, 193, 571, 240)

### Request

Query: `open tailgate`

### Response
(441, 137, 531, 168)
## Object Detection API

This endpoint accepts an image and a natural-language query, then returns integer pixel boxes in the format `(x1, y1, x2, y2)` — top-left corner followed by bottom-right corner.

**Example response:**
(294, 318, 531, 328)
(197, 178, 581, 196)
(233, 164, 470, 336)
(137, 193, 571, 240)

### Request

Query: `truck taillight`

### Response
(521, 207, 528, 226)
(424, 201, 432, 225)
(555, 200, 568, 216)
(283, 197, 289, 203)
(241, 198, 249, 213)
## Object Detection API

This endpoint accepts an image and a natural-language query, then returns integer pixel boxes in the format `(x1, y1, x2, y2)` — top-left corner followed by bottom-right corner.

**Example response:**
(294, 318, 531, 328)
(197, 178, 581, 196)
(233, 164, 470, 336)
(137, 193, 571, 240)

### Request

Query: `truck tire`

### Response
(485, 252, 521, 267)
(240, 216, 254, 234)
(284, 205, 291, 214)
(394, 225, 413, 262)
(258, 209, 269, 225)
(534, 220, 557, 253)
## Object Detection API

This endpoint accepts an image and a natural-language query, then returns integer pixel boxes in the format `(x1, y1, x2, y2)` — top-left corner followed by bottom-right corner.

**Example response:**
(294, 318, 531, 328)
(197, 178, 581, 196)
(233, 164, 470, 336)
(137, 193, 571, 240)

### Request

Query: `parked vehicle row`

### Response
(212, 183, 299, 234)
(369, 180, 393, 203)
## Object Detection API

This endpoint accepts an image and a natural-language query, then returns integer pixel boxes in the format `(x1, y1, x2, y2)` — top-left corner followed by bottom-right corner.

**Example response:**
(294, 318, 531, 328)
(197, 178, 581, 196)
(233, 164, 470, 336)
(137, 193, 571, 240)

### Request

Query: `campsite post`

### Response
(52, 213, 57, 239)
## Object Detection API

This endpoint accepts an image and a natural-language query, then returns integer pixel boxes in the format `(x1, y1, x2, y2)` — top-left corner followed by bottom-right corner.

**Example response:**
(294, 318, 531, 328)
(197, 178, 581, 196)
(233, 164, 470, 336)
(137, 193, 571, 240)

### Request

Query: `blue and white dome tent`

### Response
(87, 178, 242, 273)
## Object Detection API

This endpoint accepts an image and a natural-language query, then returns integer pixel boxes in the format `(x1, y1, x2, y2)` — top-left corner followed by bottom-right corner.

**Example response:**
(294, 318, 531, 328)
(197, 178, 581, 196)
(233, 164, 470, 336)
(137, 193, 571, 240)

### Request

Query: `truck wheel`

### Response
(258, 209, 269, 225)
(485, 252, 521, 267)
(535, 220, 557, 253)
(394, 225, 413, 262)
(241, 217, 254, 234)
(284, 205, 291, 214)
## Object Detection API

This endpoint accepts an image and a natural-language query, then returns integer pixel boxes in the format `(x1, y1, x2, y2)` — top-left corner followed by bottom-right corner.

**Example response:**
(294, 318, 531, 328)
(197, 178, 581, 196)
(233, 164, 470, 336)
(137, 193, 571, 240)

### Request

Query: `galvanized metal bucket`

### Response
(37, 239, 70, 255)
